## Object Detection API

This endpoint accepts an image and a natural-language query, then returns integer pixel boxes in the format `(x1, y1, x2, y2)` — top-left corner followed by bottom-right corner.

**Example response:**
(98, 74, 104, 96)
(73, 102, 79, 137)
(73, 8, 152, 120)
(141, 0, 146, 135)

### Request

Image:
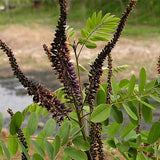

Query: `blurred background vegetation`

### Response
(0, 0, 160, 37)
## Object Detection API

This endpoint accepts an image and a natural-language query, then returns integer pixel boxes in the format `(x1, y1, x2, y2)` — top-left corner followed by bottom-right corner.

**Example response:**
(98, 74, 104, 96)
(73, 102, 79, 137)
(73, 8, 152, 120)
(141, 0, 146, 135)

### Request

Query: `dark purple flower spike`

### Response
(87, 1, 137, 159)
(85, 1, 137, 107)
(44, 0, 83, 109)
(0, 40, 71, 122)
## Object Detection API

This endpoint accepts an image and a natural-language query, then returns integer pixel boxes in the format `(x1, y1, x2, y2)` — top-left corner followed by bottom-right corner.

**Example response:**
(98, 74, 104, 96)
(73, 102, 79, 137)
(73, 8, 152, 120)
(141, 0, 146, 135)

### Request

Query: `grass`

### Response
(0, 2, 160, 38)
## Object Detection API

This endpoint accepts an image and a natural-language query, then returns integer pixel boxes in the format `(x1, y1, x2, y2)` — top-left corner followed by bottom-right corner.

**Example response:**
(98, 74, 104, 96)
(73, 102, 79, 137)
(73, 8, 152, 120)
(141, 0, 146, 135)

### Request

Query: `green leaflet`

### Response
(36, 106, 43, 116)
(107, 122, 123, 136)
(29, 103, 38, 113)
(43, 119, 56, 137)
(42, 108, 49, 118)
(36, 130, 45, 150)
(139, 68, 146, 94)
(58, 121, 71, 146)
(148, 122, 160, 144)
(85, 42, 97, 49)
(106, 138, 116, 148)
(111, 77, 118, 99)
(145, 80, 156, 90)
(96, 87, 106, 105)
(17, 140, 30, 160)
(64, 147, 87, 160)
(31, 140, 45, 158)
(141, 99, 153, 124)
(119, 79, 129, 89)
(127, 102, 139, 125)
(120, 123, 136, 138)
(128, 75, 136, 96)
(72, 136, 90, 151)
(123, 103, 138, 121)
(0, 140, 10, 160)
(54, 135, 61, 158)
(23, 127, 31, 149)
(150, 94, 160, 103)
(117, 141, 130, 152)
(139, 99, 155, 110)
(8, 134, 18, 156)
(32, 153, 43, 160)
(44, 140, 54, 160)
(111, 105, 123, 124)
(81, 29, 89, 38)
(90, 104, 111, 123)
(136, 152, 148, 160)
(28, 112, 39, 135)
(0, 143, 3, 159)
(78, 64, 88, 72)
(10, 111, 23, 135)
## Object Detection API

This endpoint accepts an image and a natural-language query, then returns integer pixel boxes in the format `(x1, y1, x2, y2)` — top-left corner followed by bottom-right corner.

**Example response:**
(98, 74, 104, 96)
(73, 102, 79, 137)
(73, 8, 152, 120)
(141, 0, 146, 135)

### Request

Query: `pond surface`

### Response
(0, 77, 160, 131)
(0, 78, 32, 117)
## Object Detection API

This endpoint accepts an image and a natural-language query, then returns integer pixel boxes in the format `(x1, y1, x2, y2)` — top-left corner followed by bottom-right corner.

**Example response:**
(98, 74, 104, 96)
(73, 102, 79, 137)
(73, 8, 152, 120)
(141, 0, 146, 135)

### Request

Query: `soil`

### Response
(0, 24, 159, 159)
(0, 24, 159, 82)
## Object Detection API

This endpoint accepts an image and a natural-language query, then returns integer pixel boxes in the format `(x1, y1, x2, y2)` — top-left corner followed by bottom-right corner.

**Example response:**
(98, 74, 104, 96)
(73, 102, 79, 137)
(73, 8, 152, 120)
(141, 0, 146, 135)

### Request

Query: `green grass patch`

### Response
(123, 25, 160, 39)
(0, 1, 160, 39)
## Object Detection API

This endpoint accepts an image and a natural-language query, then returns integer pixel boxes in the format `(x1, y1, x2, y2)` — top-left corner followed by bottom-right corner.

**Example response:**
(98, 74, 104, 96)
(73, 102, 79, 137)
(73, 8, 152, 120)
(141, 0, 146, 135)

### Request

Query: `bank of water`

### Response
(0, 77, 160, 131)
(0, 78, 33, 117)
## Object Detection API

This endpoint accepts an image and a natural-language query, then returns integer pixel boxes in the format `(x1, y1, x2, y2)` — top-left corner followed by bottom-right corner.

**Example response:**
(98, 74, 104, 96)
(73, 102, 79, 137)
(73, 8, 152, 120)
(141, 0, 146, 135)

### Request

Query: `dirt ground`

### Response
(0, 24, 159, 81)
(0, 24, 159, 159)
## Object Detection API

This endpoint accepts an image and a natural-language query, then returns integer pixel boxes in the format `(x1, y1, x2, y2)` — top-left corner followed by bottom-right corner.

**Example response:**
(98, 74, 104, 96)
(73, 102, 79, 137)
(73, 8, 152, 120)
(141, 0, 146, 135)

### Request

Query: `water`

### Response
(0, 78, 33, 117)
(0, 77, 160, 131)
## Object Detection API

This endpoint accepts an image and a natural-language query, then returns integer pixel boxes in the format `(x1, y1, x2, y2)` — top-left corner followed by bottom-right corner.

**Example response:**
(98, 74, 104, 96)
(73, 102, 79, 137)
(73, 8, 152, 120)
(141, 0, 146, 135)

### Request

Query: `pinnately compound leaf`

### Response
(91, 104, 111, 123)
(80, 11, 119, 48)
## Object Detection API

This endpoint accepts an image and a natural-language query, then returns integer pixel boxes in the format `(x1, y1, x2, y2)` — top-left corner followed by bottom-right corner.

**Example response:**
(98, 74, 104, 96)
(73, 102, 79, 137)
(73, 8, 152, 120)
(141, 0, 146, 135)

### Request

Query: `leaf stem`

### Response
(73, 42, 82, 94)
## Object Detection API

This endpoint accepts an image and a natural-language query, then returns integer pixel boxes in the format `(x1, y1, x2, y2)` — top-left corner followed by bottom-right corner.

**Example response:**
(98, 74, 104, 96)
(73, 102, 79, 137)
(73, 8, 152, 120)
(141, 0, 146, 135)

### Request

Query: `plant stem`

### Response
(76, 108, 92, 160)
(136, 102, 141, 134)
(71, 44, 92, 158)
(73, 42, 83, 95)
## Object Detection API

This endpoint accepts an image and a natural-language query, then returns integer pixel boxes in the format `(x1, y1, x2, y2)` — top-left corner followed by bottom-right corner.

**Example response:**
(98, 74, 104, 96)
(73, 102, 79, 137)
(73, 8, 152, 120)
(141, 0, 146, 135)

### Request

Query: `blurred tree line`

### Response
(0, 0, 159, 25)
(1, 0, 160, 13)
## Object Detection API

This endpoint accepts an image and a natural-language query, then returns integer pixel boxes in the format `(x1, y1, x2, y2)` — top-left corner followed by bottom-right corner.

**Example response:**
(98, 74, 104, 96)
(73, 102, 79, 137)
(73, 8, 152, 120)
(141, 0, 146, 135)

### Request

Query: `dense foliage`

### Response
(0, 0, 160, 160)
